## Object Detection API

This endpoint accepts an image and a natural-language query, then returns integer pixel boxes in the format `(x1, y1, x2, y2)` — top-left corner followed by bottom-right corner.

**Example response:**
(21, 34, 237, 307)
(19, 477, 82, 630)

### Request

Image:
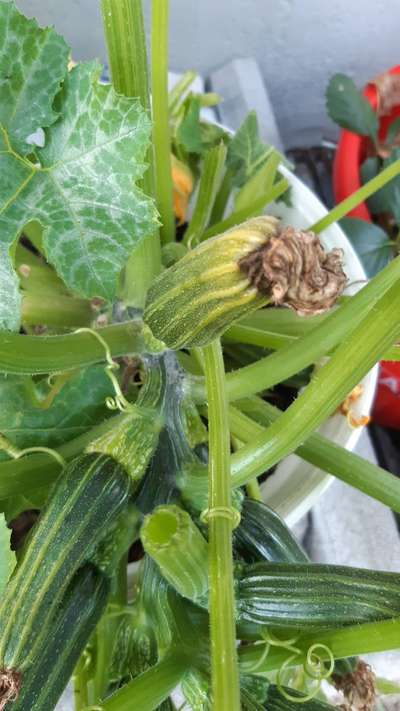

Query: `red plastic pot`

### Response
(333, 65, 400, 429)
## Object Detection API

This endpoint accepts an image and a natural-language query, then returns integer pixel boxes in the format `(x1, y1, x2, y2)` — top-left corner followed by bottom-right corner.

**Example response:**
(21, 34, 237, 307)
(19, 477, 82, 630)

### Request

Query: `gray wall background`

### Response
(16, 0, 400, 147)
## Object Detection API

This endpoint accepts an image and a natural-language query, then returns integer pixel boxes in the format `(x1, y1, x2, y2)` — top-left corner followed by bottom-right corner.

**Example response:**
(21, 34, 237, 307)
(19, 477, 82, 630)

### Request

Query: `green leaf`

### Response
(326, 73, 378, 141)
(227, 112, 274, 188)
(0, 0, 69, 155)
(380, 148, 400, 223)
(360, 156, 384, 214)
(0, 62, 158, 320)
(360, 148, 400, 224)
(386, 116, 400, 145)
(176, 94, 204, 154)
(0, 512, 16, 594)
(340, 217, 392, 277)
(176, 94, 228, 157)
(0, 364, 113, 451)
(234, 153, 280, 212)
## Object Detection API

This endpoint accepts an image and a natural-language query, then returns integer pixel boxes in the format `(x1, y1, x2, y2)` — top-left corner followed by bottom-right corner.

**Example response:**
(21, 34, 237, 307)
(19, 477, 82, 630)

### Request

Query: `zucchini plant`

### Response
(1, 1, 400, 710)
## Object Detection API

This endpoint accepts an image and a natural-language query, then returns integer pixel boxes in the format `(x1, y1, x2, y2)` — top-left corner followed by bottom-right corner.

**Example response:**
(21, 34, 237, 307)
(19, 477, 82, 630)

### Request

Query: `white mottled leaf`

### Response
(0, 62, 158, 315)
(0, 0, 69, 154)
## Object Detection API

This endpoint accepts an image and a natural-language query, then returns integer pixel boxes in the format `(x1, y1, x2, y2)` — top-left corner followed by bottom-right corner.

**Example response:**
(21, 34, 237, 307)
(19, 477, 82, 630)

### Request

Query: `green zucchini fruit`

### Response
(0, 452, 130, 673)
(264, 685, 335, 709)
(8, 563, 110, 711)
(234, 499, 308, 564)
(237, 562, 400, 629)
(144, 218, 278, 349)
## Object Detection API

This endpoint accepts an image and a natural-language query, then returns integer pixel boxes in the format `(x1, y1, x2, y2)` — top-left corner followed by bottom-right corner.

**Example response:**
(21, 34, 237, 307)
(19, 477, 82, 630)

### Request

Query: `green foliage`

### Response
(340, 217, 392, 277)
(326, 73, 378, 140)
(176, 93, 227, 156)
(2, 3, 400, 711)
(0, 512, 15, 595)
(227, 111, 274, 187)
(0, 366, 113, 452)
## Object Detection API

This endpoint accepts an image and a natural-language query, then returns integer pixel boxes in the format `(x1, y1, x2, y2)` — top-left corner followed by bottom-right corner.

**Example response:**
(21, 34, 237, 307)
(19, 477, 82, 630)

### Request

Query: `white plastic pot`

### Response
(263, 165, 378, 526)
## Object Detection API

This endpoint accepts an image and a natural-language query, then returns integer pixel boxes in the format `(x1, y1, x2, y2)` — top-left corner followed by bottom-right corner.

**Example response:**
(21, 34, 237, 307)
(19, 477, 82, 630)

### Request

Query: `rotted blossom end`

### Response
(239, 226, 347, 315)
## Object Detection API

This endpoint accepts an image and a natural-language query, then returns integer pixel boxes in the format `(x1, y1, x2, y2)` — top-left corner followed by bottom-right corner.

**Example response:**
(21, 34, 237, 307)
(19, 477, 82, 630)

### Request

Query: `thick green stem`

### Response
(101, 0, 161, 305)
(151, 0, 175, 243)
(239, 617, 400, 674)
(183, 143, 227, 245)
(310, 158, 400, 234)
(229, 281, 400, 487)
(141, 505, 209, 602)
(229, 398, 400, 513)
(73, 654, 90, 711)
(92, 557, 128, 703)
(101, 652, 188, 711)
(202, 340, 241, 711)
(0, 320, 144, 375)
(21, 293, 93, 328)
(16, 243, 68, 295)
(191, 254, 400, 403)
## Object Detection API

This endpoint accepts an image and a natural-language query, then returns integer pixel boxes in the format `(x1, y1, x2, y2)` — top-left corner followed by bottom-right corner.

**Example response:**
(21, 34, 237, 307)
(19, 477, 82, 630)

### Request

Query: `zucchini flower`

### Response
(144, 217, 346, 349)
(171, 154, 193, 225)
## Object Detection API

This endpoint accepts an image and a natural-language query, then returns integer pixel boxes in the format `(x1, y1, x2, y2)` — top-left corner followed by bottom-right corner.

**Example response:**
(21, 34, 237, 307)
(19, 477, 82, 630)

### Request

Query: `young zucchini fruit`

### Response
(0, 453, 131, 684)
(234, 499, 308, 564)
(8, 563, 110, 711)
(144, 217, 346, 348)
(241, 685, 335, 710)
(236, 562, 400, 629)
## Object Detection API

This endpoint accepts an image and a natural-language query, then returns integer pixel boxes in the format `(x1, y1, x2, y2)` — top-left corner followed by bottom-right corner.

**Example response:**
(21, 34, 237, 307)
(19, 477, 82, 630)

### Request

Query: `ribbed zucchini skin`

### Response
(143, 219, 278, 348)
(241, 684, 335, 709)
(234, 499, 308, 564)
(237, 562, 400, 629)
(0, 453, 130, 671)
(8, 563, 110, 711)
(265, 685, 334, 710)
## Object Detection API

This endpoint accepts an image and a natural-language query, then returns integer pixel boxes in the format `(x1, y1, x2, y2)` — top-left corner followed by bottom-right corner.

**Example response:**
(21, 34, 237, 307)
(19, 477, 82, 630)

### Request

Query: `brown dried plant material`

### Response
(0, 668, 20, 710)
(332, 660, 376, 711)
(338, 384, 370, 429)
(372, 70, 400, 117)
(239, 226, 346, 315)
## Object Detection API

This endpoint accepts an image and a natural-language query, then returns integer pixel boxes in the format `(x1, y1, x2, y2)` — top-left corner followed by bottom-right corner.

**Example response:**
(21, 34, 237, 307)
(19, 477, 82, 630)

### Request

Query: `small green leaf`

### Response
(227, 112, 274, 188)
(0, 365, 113, 451)
(0, 62, 158, 312)
(381, 148, 400, 223)
(0, 513, 16, 594)
(340, 217, 392, 277)
(360, 148, 400, 223)
(386, 116, 400, 145)
(0, 0, 69, 154)
(176, 95, 204, 154)
(326, 73, 378, 141)
(175, 93, 228, 158)
(234, 153, 280, 212)
(360, 156, 384, 214)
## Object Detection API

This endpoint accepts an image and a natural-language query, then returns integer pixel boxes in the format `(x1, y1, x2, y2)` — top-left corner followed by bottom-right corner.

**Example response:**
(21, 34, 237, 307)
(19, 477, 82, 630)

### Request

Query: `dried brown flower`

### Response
(239, 226, 347, 315)
(0, 668, 20, 710)
(332, 660, 376, 711)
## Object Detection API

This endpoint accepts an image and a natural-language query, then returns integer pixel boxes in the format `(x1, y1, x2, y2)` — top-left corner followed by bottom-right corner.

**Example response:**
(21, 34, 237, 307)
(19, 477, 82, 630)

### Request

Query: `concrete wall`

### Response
(16, 0, 400, 146)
